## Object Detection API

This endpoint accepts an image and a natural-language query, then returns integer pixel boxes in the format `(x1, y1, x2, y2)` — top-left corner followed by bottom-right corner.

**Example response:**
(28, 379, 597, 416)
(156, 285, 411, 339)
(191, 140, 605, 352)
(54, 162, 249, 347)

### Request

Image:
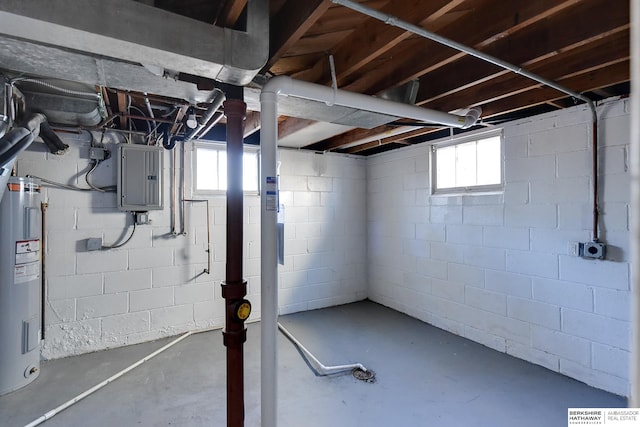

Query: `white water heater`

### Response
(0, 177, 42, 395)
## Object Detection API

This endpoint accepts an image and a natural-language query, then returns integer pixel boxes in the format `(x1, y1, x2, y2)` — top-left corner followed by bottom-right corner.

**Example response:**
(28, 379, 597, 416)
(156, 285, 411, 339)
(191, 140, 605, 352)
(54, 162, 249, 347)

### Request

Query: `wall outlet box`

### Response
(583, 241, 606, 259)
(86, 238, 102, 251)
(569, 241, 606, 259)
(135, 212, 150, 225)
(89, 147, 108, 161)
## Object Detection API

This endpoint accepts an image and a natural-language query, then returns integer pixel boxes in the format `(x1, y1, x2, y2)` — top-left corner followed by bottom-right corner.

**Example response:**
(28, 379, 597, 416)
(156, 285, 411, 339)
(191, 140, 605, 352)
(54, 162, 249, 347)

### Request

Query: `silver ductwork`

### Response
(0, 0, 268, 92)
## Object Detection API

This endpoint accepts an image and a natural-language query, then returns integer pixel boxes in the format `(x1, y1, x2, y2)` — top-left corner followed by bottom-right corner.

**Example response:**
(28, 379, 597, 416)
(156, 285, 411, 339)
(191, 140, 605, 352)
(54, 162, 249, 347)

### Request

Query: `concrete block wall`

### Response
(15, 134, 366, 359)
(277, 149, 368, 314)
(366, 97, 631, 396)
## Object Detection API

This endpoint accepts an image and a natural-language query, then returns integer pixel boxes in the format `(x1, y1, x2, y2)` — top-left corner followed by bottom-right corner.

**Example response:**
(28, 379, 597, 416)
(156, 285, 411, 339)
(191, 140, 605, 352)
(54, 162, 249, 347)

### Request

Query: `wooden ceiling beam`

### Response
(308, 29, 629, 154)
(243, 110, 261, 138)
(345, 60, 629, 154)
(424, 28, 630, 113)
(480, 60, 630, 119)
(170, 104, 189, 135)
(215, 0, 247, 28)
(344, 0, 589, 95)
(304, 124, 408, 151)
(342, 126, 441, 154)
(265, 0, 333, 71)
(278, 117, 318, 139)
(117, 92, 128, 129)
(415, 0, 629, 105)
(292, 0, 464, 84)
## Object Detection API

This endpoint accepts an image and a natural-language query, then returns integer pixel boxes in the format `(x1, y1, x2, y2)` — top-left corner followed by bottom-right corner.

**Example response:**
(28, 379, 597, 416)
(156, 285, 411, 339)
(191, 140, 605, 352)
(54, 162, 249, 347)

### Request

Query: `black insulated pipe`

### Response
(39, 120, 69, 155)
(0, 113, 70, 165)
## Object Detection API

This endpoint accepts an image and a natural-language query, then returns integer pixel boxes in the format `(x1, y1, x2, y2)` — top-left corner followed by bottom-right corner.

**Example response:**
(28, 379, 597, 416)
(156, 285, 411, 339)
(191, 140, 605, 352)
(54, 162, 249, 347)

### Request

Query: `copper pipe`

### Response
(221, 96, 247, 427)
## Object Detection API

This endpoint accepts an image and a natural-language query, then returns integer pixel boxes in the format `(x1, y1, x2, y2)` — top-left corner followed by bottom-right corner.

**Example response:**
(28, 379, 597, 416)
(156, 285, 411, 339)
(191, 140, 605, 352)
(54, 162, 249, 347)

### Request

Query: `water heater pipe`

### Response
(260, 75, 480, 427)
(330, 0, 601, 241)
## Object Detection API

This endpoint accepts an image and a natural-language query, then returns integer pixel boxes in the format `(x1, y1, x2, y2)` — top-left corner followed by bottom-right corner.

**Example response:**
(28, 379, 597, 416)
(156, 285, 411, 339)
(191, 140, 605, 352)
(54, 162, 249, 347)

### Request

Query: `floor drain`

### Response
(352, 367, 375, 383)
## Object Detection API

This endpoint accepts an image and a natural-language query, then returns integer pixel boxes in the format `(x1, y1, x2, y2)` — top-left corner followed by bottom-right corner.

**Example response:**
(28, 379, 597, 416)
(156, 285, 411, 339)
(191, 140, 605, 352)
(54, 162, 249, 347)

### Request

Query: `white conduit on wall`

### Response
(630, 0, 639, 407)
(330, 0, 604, 243)
(330, 0, 597, 119)
(259, 75, 480, 427)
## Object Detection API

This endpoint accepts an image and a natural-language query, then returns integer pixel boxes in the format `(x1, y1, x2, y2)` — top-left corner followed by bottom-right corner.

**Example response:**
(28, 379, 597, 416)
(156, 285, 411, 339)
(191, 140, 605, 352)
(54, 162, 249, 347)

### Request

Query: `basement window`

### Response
(194, 143, 259, 194)
(431, 130, 503, 194)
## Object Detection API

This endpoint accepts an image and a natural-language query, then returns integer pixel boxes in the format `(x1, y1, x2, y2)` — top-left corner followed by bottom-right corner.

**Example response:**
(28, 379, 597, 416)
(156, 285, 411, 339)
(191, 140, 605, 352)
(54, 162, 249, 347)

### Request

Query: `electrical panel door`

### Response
(117, 144, 163, 211)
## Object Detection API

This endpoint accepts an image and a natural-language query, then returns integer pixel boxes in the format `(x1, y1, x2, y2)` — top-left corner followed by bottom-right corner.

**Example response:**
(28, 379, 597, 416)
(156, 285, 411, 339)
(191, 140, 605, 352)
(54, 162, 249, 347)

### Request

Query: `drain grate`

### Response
(352, 367, 376, 383)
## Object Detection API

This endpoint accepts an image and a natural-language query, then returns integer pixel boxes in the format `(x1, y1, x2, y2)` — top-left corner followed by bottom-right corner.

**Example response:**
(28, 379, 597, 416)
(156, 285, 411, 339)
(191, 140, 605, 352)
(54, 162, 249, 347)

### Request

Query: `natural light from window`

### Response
(434, 134, 502, 192)
(195, 145, 259, 193)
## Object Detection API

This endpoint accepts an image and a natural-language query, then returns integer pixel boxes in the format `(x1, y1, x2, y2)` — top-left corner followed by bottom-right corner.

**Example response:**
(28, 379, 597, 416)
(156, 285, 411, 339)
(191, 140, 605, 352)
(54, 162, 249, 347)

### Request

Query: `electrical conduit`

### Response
(23, 329, 206, 427)
(260, 75, 480, 427)
(330, 0, 601, 241)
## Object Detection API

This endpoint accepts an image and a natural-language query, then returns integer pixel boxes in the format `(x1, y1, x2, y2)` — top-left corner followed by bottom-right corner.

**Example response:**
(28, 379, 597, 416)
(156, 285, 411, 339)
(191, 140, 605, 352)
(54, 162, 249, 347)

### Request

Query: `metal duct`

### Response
(22, 91, 102, 127)
(0, 0, 268, 88)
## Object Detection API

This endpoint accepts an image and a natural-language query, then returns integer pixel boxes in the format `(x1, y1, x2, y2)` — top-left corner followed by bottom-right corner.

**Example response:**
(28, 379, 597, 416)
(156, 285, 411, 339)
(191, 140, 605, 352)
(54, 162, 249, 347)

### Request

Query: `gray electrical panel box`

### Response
(117, 144, 163, 211)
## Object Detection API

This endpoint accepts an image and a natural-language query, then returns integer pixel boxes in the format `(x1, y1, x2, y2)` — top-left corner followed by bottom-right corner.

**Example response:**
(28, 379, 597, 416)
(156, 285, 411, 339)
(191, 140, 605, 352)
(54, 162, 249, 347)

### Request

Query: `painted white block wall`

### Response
(15, 134, 366, 359)
(367, 97, 631, 396)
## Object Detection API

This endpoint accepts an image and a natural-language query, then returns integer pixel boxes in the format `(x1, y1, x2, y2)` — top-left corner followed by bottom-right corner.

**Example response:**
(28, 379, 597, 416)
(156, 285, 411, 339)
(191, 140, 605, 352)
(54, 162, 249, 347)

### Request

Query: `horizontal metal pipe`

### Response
(331, 0, 601, 239)
(187, 88, 225, 140)
(331, 0, 597, 119)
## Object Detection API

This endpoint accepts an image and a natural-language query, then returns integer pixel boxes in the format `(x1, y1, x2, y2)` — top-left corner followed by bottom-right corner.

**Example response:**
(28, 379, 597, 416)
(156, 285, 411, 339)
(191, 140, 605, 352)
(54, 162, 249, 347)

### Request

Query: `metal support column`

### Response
(221, 87, 250, 427)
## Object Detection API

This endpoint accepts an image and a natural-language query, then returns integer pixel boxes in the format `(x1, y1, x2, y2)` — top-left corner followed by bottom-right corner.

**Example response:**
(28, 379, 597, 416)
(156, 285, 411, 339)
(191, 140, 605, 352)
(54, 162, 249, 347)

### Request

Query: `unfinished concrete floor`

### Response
(0, 300, 626, 426)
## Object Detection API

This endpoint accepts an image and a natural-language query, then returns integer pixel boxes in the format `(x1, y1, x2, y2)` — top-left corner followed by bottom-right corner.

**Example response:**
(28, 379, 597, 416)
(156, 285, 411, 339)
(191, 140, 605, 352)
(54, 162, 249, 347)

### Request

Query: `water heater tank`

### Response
(0, 177, 42, 395)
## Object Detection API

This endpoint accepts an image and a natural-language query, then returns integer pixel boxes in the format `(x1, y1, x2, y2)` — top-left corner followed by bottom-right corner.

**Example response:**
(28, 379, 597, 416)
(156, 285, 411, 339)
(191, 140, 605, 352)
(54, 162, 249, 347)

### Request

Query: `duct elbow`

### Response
(462, 107, 482, 128)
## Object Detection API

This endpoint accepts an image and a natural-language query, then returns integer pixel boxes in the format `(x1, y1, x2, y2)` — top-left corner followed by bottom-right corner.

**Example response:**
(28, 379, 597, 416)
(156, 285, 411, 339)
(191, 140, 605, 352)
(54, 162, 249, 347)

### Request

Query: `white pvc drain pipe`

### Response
(260, 75, 480, 427)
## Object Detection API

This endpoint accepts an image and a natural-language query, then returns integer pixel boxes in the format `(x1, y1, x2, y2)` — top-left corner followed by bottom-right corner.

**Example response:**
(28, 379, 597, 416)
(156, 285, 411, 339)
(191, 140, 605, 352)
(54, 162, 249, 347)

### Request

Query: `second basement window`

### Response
(194, 143, 259, 194)
(432, 131, 503, 194)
